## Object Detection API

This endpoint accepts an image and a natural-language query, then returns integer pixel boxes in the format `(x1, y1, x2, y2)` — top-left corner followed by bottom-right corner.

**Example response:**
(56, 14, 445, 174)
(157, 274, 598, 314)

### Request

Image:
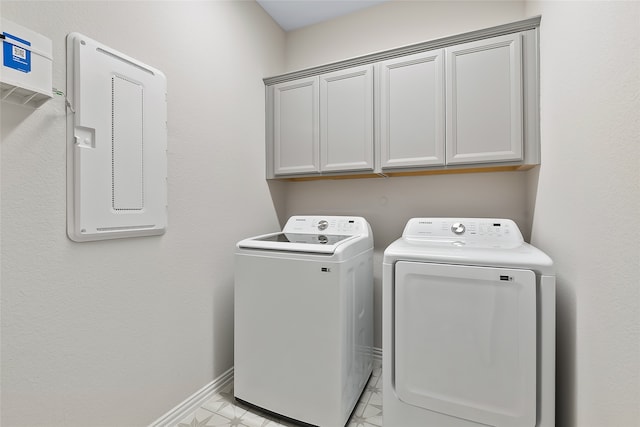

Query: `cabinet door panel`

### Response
(379, 50, 445, 169)
(273, 77, 320, 175)
(446, 33, 523, 165)
(320, 65, 374, 172)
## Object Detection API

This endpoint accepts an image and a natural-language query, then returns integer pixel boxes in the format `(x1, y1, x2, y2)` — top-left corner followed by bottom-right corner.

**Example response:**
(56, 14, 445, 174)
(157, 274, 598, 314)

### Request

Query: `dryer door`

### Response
(394, 262, 537, 427)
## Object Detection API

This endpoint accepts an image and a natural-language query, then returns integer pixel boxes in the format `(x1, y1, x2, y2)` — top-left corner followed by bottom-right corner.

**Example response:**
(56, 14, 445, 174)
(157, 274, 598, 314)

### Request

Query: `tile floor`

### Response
(175, 362, 382, 427)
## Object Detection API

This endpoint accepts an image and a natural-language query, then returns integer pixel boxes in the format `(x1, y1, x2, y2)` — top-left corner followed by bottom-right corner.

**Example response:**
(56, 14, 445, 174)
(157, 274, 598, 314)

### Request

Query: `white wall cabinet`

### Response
(378, 49, 446, 169)
(320, 65, 374, 172)
(265, 17, 540, 179)
(272, 76, 320, 175)
(379, 34, 528, 172)
(269, 65, 373, 177)
(446, 33, 523, 165)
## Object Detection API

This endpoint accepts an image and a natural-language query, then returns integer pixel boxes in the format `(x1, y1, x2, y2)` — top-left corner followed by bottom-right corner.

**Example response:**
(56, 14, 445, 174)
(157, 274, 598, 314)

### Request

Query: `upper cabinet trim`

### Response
(264, 16, 541, 86)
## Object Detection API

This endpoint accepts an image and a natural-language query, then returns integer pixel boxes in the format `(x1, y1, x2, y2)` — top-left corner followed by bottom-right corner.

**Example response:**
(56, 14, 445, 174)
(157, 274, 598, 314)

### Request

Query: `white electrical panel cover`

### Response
(66, 33, 167, 242)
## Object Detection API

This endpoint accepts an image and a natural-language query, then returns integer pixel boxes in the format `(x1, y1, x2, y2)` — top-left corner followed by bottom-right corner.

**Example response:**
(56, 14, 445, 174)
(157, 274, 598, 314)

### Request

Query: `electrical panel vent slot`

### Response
(112, 75, 144, 211)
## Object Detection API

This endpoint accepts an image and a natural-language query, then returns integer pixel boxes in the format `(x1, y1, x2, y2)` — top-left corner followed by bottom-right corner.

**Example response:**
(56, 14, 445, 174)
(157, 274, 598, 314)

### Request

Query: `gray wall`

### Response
(525, 2, 640, 426)
(0, 1, 285, 426)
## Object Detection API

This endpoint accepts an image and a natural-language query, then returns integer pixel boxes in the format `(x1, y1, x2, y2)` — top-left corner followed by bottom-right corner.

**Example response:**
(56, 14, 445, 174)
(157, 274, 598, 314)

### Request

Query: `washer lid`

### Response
(237, 215, 373, 255)
(237, 232, 357, 254)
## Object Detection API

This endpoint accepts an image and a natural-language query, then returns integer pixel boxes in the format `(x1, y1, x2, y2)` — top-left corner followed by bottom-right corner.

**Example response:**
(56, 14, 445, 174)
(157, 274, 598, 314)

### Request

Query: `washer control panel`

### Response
(403, 218, 524, 246)
(283, 216, 368, 236)
(451, 222, 466, 235)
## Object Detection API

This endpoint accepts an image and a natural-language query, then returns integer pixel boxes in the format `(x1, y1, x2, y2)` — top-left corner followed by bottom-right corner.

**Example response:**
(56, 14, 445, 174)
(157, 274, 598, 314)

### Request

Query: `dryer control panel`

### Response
(403, 218, 524, 246)
(283, 216, 368, 236)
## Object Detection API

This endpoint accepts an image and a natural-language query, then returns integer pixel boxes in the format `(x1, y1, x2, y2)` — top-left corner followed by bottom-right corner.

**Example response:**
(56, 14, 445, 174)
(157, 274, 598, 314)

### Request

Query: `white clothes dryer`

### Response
(383, 218, 555, 427)
(235, 216, 374, 427)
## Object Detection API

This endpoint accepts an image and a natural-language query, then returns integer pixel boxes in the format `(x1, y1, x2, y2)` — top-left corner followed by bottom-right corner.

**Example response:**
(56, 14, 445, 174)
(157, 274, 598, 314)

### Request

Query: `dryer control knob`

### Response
(318, 220, 329, 231)
(451, 222, 466, 235)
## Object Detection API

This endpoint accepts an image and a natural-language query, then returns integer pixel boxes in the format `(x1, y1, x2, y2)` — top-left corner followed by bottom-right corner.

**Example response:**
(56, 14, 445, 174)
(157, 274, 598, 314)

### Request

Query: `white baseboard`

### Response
(148, 367, 234, 427)
(372, 346, 382, 364)
(148, 347, 382, 427)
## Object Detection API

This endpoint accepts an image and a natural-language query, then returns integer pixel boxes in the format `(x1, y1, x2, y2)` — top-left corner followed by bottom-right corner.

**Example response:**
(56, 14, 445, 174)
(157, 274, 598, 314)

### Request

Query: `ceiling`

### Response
(256, 0, 389, 31)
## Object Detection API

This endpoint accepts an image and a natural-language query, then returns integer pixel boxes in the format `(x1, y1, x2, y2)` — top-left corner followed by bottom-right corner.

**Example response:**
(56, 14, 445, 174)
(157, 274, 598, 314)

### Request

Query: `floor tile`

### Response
(177, 364, 384, 427)
(201, 391, 235, 414)
(238, 410, 283, 427)
(175, 408, 235, 427)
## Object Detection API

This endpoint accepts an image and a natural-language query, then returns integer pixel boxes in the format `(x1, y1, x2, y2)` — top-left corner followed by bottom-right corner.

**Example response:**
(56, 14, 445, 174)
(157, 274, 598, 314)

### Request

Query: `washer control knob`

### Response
(451, 222, 466, 235)
(317, 220, 329, 231)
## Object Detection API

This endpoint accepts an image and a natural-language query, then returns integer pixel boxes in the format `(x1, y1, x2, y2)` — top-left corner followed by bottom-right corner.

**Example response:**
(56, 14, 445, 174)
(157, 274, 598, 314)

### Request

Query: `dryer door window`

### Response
(394, 262, 537, 427)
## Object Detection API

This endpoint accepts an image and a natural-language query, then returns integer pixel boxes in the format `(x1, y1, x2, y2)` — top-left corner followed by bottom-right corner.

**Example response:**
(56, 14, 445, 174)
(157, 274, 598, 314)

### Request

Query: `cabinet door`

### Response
(379, 50, 445, 169)
(273, 77, 320, 175)
(320, 65, 374, 172)
(446, 33, 523, 165)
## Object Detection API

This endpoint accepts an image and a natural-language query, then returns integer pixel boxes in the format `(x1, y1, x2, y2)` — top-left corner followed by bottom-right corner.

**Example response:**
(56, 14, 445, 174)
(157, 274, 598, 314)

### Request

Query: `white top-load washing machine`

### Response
(235, 215, 374, 427)
(383, 218, 555, 427)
